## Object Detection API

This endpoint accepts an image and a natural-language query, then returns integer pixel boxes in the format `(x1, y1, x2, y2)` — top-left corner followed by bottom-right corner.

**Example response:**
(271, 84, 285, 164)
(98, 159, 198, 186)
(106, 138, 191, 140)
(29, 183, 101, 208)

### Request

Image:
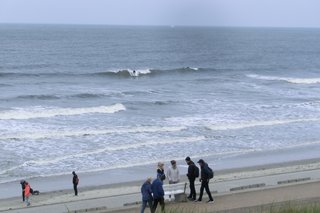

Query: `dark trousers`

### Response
(73, 184, 78, 196)
(198, 179, 213, 201)
(141, 199, 154, 213)
(188, 178, 196, 199)
(153, 197, 165, 213)
(22, 191, 25, 202)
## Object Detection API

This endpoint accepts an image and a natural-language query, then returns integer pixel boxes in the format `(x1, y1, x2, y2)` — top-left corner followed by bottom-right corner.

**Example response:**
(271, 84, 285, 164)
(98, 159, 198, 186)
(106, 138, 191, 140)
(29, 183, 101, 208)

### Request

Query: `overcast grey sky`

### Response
(0, 0, 320, 27)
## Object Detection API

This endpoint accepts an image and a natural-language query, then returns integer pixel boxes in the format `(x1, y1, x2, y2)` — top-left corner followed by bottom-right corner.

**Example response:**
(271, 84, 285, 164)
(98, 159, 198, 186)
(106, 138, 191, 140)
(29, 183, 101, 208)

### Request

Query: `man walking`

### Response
(196, 159, 214, 203)
(185, 156, 198, 201)
(72, 171, 79, 196)
(151, 174, 165, 212)
(140, 177, 154, 213)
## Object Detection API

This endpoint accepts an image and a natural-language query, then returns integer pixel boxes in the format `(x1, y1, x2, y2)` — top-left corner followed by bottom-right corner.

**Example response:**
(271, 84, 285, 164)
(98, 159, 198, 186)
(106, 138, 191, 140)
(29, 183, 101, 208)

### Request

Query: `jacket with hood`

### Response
(187, 160, 197, 180)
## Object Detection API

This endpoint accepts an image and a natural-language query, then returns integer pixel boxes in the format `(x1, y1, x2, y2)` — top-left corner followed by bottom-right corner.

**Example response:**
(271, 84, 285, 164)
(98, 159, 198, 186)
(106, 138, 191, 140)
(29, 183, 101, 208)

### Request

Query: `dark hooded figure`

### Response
(196, 159, 214, 203)
(72, 171, 79, 196)
(185, 156, 198, 201)
(20, 180, 26, 202)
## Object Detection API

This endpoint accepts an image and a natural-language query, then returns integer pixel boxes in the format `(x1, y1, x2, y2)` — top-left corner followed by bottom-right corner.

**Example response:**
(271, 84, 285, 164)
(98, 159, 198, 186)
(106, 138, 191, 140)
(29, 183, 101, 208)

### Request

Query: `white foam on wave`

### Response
(128, 69, 151, 77)
(208, 118, 320, 131)
(0, 126, 186, 140)
(109, 68, 152, 76)
(0, 104, 126, 120)
(0, 136, 204, 173)
(247, 74, 320, 84)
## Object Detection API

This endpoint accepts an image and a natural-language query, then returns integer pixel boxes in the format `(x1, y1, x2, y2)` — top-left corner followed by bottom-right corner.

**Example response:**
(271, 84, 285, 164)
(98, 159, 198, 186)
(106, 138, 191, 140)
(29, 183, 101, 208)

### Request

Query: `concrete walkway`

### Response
(1, 167, 320, 213)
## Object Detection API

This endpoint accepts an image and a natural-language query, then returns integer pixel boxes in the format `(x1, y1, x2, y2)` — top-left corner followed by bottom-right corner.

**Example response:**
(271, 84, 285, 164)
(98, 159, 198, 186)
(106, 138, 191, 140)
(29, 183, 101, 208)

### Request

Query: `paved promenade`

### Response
(1, 166, 320, 213)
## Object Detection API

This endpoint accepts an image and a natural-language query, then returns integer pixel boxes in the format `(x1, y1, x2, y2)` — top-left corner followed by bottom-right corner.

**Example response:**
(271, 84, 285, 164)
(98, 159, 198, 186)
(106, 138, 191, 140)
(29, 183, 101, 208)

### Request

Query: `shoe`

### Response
(207, 199, 214, 204)
(194, 199, 202, 202)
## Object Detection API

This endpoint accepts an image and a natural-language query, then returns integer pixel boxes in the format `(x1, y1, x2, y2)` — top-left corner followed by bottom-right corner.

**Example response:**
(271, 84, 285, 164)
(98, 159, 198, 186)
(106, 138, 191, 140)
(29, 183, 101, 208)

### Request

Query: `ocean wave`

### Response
(94, 67, 203, 77)
(0, 126, 186, 140)
(3, 136, 204, 168)
(0, 104, 125, 120)
(0, 67, 204, 79)
(95, 69, 152, 77)
(69, 93, 106, 99)
(247, 74, 320, 84)
(16, 95, 60, 100)
(207, 118, 320, 131)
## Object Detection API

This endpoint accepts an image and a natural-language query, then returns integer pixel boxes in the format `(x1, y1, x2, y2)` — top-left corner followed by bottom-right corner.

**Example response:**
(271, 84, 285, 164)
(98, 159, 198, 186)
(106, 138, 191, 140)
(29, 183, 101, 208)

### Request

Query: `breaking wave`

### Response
(0, 104, 126, 120)
(0, 126, 186, 140)
(207, 118, 320, 131)
(93, 67, 202, 77)
(247, 74, 320, 84)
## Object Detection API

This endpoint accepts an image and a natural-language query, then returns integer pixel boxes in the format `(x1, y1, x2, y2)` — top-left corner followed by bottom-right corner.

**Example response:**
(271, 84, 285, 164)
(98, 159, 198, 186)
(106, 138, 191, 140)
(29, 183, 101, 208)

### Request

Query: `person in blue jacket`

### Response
(140, 177, 154, 213)
(151, 174, 165, 212)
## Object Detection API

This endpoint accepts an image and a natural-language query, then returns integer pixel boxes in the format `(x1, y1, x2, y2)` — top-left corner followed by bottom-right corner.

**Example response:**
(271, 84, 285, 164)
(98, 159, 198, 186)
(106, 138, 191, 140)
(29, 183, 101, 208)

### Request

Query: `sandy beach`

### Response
(1, 157, 320, 212)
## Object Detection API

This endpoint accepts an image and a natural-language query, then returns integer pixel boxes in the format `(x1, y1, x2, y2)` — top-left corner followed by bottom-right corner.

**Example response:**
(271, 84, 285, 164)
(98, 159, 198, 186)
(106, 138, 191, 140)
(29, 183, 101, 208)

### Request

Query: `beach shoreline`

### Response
(0, 148, 320, 212)
(1, 143, 320, 201)
(0, 155, 320, 211)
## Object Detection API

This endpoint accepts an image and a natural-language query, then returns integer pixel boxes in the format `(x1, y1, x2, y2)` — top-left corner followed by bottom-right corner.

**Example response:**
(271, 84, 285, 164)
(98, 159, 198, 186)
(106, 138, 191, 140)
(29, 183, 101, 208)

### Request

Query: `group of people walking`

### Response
(19, 157, 213, 210)
(140, 157, 214, 213)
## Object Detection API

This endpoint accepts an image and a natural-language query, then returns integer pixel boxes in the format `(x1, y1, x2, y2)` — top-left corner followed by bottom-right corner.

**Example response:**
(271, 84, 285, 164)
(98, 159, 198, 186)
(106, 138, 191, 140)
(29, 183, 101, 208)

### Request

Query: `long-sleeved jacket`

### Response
(24, 183, 31, 197)
(167, 166, 180, 183)
(187, 160, 197, 180)
(151, 178, 164, 199)
(200, 162, 211, 181)
(141, 181, 153, 201)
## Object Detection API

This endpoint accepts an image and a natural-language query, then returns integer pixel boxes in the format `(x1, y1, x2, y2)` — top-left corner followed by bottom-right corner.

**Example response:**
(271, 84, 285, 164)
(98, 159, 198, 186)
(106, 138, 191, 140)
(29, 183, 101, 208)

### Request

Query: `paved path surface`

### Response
(1, 168, 320, 213)
(107, 181, 320, 213)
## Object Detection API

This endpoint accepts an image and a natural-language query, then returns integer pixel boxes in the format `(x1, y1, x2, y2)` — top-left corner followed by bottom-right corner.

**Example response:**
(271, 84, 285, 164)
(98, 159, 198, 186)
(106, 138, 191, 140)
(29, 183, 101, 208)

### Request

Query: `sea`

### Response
(1, 24, 320, 184)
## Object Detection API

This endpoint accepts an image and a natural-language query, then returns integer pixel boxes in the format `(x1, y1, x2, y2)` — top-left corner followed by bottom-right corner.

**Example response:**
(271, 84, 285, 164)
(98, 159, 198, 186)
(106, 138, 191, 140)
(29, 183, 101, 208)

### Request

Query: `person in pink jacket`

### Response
(24, 182, 31, 206)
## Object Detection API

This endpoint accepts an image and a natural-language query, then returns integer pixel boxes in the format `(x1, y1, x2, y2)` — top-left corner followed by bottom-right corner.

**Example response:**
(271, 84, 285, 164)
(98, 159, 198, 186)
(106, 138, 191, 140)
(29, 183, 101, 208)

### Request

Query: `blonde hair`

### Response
(158, 162, 164, 168)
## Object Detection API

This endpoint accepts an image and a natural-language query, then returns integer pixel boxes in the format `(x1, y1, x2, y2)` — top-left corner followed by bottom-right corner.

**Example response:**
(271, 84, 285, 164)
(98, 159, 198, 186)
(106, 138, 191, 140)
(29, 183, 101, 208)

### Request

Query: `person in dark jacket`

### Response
(20, 180, 26, 202)
(140, 177, 154, 213)
(72, 171, 79, 196)
(151, 175, 165, 212)
(196, 159, 214, 203)
(185, 156, 197, 200)
(156, 162, 166, 183)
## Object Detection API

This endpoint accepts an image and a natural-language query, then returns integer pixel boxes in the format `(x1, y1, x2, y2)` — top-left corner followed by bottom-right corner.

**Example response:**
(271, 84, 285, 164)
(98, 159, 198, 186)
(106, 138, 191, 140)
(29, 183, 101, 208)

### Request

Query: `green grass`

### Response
(268, 203, 320, 213)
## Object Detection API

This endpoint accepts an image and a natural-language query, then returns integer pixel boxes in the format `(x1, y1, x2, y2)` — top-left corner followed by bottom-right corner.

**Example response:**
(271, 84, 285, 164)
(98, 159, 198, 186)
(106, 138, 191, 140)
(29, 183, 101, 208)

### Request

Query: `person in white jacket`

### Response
(167, 160, 180, 184)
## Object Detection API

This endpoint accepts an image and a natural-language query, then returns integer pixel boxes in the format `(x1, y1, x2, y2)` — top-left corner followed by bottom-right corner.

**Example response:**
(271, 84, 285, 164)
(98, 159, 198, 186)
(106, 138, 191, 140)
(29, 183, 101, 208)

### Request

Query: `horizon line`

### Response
(0, 22, 320, 29)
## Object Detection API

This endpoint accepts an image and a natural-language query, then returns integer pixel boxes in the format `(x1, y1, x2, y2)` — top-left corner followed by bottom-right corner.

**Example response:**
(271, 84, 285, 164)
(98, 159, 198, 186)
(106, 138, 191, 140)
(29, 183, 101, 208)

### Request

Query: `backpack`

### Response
(207, 167, 214, 179)
(194, 165, 200, 178)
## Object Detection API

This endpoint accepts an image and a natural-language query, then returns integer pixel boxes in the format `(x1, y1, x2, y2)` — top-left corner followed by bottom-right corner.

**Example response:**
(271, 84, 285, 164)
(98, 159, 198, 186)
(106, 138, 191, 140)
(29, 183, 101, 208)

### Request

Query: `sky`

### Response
(0, 0, 320, 27)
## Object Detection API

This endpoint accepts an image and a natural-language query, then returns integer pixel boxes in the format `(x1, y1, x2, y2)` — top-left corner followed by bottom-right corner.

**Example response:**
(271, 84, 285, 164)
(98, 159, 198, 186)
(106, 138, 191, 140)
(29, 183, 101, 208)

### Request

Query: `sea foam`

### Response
(0, 104, 126, 120)
(247, 74, 320, 84)
(0, 126, 186, 140)
(208, 118, 320, 131)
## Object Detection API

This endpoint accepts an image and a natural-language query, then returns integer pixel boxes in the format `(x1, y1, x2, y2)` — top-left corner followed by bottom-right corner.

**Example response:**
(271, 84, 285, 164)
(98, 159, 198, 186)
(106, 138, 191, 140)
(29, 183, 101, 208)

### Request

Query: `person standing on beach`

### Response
(185, 156, 198, 201)
(20, 180, 26, 202)
(167, 160, 180, 184)
(72, 171, 79, 196)
(151, 175, 165, 213)
(140, 177, 154, 213)
(196, 159, 214, 203)
(24, 181, 31, 206)
(157, 162, 166, 182)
